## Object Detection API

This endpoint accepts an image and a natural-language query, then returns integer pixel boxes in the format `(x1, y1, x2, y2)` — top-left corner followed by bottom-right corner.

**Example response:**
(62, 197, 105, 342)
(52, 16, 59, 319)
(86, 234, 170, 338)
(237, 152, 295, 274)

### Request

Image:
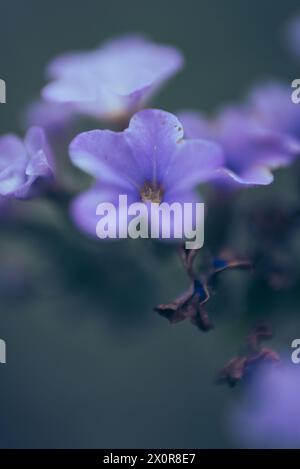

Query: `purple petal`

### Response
(125, 109, 184, 183)
(163, 138, 224, 193)
(0, 127, 54, 198)
(180, 106, 300, 187)
(24, 100, 75, 136)
(69, 129, 142, 190)
(71, 183, 137, 237)
(69, 109, 185, 190)
(230, 362, 300, 448)
(0, 135, 26, 169)
(236, 166, 274, 185)
(24, 126, 54, 176)
(43, 35, 184, 120)
(248, 81, 300, 139)
(0, 161, 27, 196)
(69, 108, 223, 241)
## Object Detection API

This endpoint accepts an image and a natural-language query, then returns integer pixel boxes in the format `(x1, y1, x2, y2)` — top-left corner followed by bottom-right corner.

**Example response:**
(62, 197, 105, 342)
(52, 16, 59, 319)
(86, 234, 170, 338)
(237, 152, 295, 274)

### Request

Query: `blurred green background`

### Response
(0, 0, 300, 449)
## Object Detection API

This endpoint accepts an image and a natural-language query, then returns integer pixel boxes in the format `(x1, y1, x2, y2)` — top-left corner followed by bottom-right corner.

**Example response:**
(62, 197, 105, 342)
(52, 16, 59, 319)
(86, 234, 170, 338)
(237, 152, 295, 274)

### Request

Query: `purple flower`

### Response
(178, 105, 300, 186)
(0, 127, 54, 199)
(230, 362, 300, 448)
(69, 109, 223, 237)
(42, 35, 184, 122)
(247, 81, 300, 141)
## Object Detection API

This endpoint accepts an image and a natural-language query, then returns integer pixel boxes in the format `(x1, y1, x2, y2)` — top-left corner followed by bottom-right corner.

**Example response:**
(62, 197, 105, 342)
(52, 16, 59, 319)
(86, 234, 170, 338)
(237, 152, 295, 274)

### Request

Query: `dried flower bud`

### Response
(217, 324, 280, 387)
(154, 279, 213, 331)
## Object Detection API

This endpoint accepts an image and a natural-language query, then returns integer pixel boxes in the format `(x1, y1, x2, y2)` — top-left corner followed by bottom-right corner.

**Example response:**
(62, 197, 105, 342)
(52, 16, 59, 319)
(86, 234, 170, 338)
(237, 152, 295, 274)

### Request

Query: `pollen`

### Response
(140, 181, 164, 203)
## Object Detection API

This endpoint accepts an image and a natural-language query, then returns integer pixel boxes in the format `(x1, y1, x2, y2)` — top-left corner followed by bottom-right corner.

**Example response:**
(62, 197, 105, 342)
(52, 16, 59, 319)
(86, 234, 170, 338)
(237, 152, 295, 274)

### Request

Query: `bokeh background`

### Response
(0, 0, 300, 448)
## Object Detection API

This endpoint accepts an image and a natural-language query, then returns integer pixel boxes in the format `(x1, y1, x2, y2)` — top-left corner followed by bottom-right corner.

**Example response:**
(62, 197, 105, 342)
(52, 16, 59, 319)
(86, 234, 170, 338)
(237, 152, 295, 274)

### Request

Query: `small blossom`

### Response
(178, 105, 300, 186)
(42, 35, 184, 122)
(230, 361, 300, 448)
(247, 81, 300, 141)
(69, 109, 224, 237)
(0, 127, 54, 199)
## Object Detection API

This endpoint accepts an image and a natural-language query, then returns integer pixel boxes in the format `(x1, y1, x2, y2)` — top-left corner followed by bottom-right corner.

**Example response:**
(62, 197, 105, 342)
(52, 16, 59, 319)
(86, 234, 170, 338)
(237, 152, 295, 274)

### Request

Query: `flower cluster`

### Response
(178, 90, 300, 186)
(1, 21, 300, 448)
(2, 33, 300, 212)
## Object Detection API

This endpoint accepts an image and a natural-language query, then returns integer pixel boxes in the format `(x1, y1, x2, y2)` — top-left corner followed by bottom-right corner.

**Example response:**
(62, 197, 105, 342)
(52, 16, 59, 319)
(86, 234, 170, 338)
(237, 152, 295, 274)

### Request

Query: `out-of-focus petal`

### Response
(0, 127, 54, 199)
(179, 105, 300, 187)
(43, 35, 184, 120)
(24, 100, 75, 134)
(24, 126, 54, 176)
(248, 81, 300, 139)
(0, 135, 26, 169)
(230, 362, 300, 448)
(177, 111, 213, 139)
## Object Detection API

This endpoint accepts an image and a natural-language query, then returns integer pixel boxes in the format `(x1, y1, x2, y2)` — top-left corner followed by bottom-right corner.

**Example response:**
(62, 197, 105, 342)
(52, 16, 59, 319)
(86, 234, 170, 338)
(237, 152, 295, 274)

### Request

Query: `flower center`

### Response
(140, 182, 164, 204)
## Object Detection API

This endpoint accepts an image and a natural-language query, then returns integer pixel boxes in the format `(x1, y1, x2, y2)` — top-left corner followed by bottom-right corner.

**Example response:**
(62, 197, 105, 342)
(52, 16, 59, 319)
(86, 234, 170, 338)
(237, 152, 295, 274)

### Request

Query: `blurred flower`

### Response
(230, 361, 300, 448)
(42, 35, 184, 123)
(24, 100, 75, 138)
(0, 127, 54, 199)
(179, 105, 300, 186)
(247, 81, 300, 141)
(69, 109, 223, 237)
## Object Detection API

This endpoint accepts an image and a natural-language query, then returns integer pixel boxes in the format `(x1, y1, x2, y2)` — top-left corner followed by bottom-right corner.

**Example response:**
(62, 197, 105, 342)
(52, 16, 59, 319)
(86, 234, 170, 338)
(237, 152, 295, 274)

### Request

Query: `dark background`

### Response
(0, 0, 300, 449)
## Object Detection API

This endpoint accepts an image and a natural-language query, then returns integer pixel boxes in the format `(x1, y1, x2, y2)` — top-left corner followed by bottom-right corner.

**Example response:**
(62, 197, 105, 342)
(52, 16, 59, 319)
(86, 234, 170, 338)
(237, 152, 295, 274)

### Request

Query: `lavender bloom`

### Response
(247, 81, 300, 141)
(69, 109, 223, 237)
(0, 127, 54, 199)
(179, 106, 300, 186)
(230, 362, 300, 448)
(42, 35, 184, 122)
